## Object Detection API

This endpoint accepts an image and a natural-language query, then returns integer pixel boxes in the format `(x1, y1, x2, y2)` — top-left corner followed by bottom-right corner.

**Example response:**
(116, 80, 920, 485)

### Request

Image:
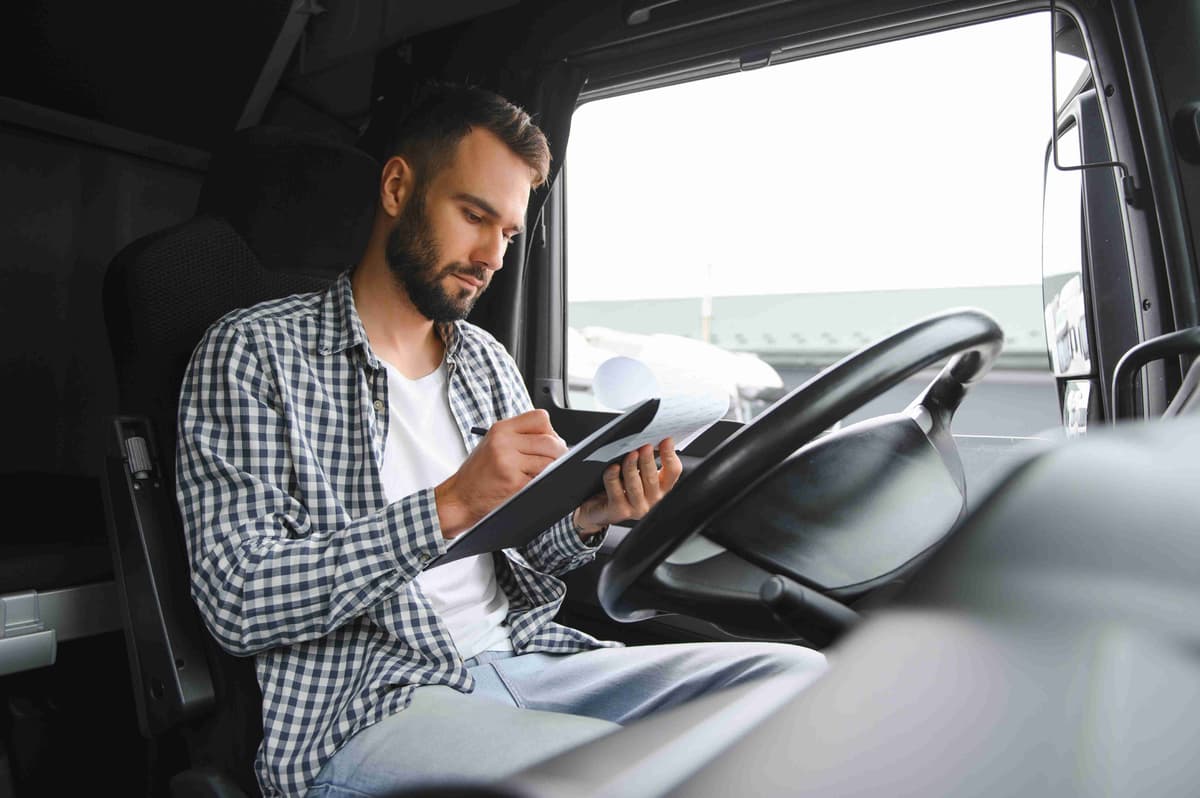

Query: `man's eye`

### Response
(465, 210, 482, 223)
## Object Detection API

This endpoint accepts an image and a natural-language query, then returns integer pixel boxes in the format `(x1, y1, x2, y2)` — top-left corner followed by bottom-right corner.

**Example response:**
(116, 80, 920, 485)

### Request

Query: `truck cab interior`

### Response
(3, 0, 1199, 796)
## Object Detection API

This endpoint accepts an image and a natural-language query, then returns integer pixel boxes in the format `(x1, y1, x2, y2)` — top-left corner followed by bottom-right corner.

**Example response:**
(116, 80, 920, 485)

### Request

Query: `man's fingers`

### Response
(603, 464, 632, 517)
(515, 451, 559, 479)
(658, 437, 683, 491)
(637, 444, 660, 501)
(514, 432, 568, 459)
(501, 408, 556, 434)
(622, 450, 649, 515)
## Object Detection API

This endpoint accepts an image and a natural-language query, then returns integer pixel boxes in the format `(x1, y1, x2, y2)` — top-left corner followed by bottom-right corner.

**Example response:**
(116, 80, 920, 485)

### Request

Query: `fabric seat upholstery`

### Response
(102, 126, 379, 796)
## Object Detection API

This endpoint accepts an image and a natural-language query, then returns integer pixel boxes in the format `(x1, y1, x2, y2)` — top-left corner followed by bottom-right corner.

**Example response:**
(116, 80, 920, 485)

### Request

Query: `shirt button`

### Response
(374, 399, 385, 411)
(418, 553, 431, 564)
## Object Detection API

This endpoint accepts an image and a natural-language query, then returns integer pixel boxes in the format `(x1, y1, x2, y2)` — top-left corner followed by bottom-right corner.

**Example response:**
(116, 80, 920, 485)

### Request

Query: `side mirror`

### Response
(1042, 117, 1098, 436)
(1040, 10, 1143, 432)
(1041, 86, 1144, 431)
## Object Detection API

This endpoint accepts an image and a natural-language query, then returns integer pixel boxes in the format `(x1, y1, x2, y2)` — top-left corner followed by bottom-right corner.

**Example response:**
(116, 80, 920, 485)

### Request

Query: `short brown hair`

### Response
(361, 82, 551, 188)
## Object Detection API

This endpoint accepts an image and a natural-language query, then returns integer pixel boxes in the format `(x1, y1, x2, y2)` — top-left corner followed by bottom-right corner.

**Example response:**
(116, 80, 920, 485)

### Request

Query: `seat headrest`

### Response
(196, 126, 380, 276)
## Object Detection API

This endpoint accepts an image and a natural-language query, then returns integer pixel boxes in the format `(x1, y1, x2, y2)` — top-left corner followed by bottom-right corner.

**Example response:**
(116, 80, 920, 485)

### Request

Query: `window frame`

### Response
(527, 0, 1171, 431)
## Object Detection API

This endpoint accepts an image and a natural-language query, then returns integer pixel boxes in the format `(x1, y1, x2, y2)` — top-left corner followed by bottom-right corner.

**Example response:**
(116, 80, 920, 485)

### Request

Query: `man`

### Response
(176, 83, 826, 798)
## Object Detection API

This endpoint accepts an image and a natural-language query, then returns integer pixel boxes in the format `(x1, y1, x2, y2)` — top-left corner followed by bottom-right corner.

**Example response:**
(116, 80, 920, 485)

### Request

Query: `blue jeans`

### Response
(305, 641, 826, 797)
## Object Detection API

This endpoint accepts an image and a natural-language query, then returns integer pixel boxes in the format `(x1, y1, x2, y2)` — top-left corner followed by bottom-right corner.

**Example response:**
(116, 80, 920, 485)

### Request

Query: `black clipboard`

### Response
(428, 398, 661, 567)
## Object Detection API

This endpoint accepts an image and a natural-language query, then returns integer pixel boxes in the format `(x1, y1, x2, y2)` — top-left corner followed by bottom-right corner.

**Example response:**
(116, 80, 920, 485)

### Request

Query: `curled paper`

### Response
(593, 355, 661, 411)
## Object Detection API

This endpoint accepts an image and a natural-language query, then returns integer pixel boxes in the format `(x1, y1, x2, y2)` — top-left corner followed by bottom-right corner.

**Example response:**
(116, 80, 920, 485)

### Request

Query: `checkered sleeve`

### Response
(175, 322, 447, 656)
(517, 513, 606, 576)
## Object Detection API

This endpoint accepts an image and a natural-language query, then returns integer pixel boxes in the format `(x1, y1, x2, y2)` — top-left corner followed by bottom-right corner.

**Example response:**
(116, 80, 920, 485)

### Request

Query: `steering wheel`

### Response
(597, 308, 1004, 642)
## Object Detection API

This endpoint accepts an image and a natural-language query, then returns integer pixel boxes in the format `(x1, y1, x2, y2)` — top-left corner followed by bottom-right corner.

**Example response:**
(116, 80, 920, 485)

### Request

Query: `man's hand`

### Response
(435, 409, 567, 538)
(572, 437, 683, 538)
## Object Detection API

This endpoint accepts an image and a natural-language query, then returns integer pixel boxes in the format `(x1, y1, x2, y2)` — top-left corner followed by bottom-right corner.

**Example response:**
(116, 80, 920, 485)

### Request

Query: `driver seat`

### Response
(101, 126, 379, 796)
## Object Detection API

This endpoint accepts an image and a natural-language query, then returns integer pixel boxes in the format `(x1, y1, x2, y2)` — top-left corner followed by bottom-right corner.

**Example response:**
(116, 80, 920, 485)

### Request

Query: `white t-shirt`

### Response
(378, 359, 513, 659)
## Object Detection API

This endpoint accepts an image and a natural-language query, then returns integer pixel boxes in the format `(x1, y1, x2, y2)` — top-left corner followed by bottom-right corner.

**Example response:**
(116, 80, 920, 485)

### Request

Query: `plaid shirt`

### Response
(176, 271, 613, 797)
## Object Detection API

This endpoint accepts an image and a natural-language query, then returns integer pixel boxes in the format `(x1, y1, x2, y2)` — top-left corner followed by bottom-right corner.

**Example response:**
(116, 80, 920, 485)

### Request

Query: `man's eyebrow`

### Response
(453, 192, 525, 234)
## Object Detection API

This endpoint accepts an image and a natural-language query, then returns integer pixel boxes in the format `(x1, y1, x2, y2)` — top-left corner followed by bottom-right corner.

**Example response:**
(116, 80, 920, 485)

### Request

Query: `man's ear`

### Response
(380, 156, 416, 218)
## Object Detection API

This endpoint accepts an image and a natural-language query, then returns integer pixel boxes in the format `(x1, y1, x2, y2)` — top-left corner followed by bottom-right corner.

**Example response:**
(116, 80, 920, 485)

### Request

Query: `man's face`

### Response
(385, 128, 534, 322)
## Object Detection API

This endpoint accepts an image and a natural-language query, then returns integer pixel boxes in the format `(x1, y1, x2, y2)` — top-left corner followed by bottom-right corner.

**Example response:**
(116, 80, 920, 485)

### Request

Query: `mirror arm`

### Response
(1048, 0, 1145, 208)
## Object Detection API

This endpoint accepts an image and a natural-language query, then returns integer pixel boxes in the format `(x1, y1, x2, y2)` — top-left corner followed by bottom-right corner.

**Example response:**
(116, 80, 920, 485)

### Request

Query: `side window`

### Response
(566, 12, 1076, 437)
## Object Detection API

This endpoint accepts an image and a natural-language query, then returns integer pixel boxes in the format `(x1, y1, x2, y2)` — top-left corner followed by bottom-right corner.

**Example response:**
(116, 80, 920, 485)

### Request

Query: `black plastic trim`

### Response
(574, 1, 1043, 101)
(1111, 0, 1199, 332)
(102, 415, 216, 737)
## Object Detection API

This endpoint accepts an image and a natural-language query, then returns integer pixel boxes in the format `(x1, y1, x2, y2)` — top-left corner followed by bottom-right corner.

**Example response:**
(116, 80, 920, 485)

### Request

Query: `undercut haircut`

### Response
(361, 82, 551, 189)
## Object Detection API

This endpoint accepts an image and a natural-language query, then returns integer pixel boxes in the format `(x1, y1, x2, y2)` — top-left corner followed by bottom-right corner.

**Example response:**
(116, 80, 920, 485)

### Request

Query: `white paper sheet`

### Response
(584, 392, 729, 463)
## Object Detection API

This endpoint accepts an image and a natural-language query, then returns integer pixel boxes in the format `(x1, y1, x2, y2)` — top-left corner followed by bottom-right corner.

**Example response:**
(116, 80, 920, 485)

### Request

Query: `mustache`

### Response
(444, 264, 488, 284)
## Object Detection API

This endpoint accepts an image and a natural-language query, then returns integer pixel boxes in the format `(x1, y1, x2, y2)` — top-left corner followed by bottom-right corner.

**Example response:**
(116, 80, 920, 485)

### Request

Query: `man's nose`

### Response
(472, 228, 508, 272)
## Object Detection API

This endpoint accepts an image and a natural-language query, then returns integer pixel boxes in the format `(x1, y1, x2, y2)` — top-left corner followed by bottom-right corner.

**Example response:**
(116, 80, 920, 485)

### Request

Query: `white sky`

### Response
(566, 11, 1086, 302)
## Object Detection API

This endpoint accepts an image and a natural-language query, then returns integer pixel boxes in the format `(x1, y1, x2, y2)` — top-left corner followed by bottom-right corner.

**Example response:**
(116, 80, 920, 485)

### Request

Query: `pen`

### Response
(470, 425, 488, 436)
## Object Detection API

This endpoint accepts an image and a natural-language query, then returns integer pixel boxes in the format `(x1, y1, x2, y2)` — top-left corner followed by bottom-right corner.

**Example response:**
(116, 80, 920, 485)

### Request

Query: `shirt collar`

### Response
(318, 269, 464, 369)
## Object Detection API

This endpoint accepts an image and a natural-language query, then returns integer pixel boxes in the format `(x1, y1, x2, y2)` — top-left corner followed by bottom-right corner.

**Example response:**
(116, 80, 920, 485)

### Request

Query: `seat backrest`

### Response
(105, 127, 380, 465)
(102, 126, 379, 795)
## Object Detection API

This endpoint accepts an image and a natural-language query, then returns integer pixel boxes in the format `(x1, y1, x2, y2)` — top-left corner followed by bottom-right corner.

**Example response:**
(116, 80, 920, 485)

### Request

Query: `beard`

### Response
(384, 189, 490, 322)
